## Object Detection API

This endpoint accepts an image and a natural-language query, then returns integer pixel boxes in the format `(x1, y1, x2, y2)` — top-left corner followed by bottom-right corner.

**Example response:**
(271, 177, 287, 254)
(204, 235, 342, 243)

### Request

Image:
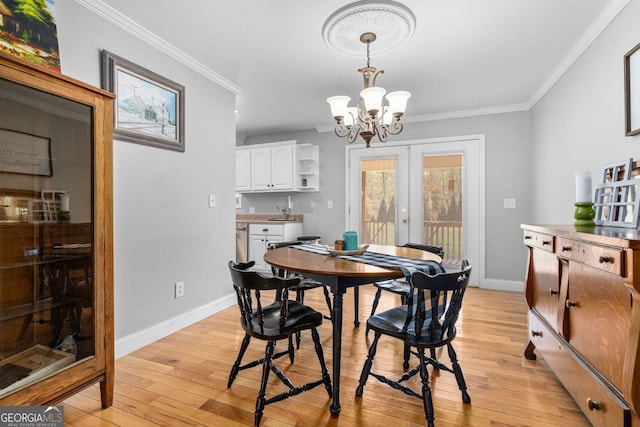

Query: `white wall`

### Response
(55, 2, 237, 356)
(531, 0, 640, 222)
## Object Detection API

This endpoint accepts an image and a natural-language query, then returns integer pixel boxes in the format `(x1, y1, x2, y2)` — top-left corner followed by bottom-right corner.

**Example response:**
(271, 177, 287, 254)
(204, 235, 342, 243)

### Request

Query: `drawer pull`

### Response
(524, 235, 532, 240)
(262, 228, 269, 232)
(561, 246, 571, 252)
(587, 398, 600, 411)
(542, 240, 551, 245)
(565, 300, 577, 308)
(549, 288, 558, 296)
(531, 330, 542, 337)
(599, 256, 612, 264)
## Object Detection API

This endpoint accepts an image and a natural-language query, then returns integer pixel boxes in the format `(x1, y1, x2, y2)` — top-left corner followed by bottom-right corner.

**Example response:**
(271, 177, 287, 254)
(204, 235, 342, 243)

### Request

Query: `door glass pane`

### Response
(423, 155, 463, 263)
(0, 77, 94, 397)
(360, 158, 396, 245)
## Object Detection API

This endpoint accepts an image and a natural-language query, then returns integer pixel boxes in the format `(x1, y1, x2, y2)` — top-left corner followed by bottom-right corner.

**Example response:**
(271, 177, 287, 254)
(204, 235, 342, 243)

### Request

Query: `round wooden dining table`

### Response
(263, 244, 442, 417)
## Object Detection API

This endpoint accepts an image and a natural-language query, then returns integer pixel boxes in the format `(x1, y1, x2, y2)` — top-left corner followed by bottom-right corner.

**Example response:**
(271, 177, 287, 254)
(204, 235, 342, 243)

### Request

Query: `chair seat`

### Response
(367, 306, 452, 347)
(373, 279, 409, 295)
(243, 301, 323, 340)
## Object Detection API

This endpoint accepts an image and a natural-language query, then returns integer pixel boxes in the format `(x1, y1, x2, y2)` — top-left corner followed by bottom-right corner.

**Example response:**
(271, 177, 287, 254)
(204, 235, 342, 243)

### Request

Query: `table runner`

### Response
(292, 244, 445, 278)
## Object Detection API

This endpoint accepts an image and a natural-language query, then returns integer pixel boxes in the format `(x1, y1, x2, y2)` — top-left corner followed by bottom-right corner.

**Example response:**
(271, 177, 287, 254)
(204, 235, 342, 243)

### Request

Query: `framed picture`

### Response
(101, 50, 185, 152)
(593, 158, 640, 228)
(0, 128, 52, 176)
(625, 42, 640, 136)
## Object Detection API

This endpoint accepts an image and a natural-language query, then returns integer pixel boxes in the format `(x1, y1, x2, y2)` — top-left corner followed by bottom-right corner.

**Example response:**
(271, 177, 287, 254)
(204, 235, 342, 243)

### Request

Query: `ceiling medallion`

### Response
(322, 0, 416, 57)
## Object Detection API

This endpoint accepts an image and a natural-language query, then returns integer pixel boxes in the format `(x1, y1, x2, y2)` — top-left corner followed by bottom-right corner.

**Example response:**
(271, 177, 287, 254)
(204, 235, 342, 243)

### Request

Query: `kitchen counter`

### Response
(236, 214, 303, 224)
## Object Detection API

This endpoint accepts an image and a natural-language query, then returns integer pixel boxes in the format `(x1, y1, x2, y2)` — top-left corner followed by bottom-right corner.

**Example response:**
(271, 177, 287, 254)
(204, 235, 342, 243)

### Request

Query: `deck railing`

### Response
(362, 220, 463, 261)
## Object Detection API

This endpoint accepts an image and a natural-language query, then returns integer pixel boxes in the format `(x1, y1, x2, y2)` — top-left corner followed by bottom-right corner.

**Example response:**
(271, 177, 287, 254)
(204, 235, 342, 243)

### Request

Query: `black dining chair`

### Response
(227, 261, 332, 426)
(268, 241, 333, 347)
(367, 243, 444, 336)
(356, 261, 472, 427)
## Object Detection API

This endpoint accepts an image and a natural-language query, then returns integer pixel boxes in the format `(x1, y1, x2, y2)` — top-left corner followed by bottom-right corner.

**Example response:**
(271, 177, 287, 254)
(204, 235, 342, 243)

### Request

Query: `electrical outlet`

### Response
(327, 200, 333, 209)
(310, 200, 315, 208)
(504, 198, 517, 209)
(175, 281, 184, 298)
(208, 193, 216, 208)
(249, 207, 255, 214)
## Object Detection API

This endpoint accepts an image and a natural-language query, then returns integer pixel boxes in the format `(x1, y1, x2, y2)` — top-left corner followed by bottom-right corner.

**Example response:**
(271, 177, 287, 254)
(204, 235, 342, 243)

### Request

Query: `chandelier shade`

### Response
(326, 31, 411, 147)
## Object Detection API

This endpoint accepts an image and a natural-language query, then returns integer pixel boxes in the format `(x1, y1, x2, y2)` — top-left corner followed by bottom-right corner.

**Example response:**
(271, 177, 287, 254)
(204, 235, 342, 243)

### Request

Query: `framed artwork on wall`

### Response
(625, 42, 640, 136)
(101, 50, 185, 152)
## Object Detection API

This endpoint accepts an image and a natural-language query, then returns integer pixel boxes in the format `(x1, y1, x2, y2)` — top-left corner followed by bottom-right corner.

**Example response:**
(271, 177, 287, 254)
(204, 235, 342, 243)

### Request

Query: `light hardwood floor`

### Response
(62, 285, 589, 426)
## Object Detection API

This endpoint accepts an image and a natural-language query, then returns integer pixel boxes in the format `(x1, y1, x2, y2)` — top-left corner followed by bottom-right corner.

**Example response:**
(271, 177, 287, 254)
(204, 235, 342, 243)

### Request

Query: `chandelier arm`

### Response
(334, 122, 350, 138)
(376, 124, 388, 143)
(346, 124, 361, 144)
(385, 119, 404, 135)
(371, 70, 384, 88)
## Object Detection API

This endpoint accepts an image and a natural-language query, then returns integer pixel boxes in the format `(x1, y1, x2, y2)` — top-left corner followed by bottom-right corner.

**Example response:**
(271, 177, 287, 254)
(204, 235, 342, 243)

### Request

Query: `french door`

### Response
(347, 136, 484, 285)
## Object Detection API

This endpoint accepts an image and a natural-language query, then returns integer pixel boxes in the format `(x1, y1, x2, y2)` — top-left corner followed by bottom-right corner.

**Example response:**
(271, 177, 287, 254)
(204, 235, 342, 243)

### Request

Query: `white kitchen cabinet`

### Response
(248, 222, 302, 270)
(251, 145, 294, 191)
(235, 141, 319, 193)
(235, 149, 251, 192)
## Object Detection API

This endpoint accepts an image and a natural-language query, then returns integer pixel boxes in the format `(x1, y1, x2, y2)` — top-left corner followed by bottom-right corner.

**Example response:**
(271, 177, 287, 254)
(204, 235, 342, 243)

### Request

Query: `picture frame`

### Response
(625, 42, 640, 136)
(593, 158, 640, 228)
(101, 50, 185, 152)
(0, 128, 52, 176)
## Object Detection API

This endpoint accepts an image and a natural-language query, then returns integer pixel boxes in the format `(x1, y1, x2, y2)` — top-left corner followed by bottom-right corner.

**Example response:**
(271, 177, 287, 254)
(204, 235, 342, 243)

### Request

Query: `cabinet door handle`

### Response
(549, 288, 558, 296)
(599, 256, 612, 264)
(531, 330, 542, 337)
(262, 228, 269, 232)
(561, 246, 571, 252)
(565, 300, 577, 308)
(542, 240, 551, 245)
(587, 398, 600, 411)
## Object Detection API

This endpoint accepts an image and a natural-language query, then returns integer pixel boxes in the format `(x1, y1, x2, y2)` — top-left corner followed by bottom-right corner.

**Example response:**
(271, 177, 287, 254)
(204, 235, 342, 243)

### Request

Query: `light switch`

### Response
(327, 200, 333, 209)
(209, 193, 216, 208)
(504, 198, 516, 209)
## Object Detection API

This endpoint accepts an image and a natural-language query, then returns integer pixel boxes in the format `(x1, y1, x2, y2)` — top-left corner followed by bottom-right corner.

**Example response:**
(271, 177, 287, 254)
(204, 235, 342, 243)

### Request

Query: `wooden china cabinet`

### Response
(522, 224, 640, 426)
(0, 52, 114, 407)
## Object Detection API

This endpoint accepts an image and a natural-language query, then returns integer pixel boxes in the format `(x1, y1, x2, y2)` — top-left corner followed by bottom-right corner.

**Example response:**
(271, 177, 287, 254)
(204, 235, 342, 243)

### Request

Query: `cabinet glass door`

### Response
(0, 77, 95, 397)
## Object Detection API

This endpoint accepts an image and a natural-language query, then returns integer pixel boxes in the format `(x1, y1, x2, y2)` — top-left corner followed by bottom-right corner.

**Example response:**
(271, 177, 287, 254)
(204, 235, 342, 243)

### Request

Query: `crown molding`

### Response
(528, 0, 631, 108)
(74, 0, 242, 95)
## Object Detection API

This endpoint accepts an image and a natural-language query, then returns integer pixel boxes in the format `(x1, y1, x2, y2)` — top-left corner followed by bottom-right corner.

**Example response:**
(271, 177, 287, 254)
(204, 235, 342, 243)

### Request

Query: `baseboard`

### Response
(114, 292, 236, 359)
(480, 278, 524, 292)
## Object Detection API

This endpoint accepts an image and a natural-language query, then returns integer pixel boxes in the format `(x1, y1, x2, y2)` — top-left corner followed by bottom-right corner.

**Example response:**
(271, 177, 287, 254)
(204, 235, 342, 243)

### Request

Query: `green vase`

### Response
(574, 202, 595, 226)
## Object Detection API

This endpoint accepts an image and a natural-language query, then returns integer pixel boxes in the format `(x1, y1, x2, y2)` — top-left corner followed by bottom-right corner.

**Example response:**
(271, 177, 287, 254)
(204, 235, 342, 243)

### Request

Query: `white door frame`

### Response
(345, 134, 486, 286)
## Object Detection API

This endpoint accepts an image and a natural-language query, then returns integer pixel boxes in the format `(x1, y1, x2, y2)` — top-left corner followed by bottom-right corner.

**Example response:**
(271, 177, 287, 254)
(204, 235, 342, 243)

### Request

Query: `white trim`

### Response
(74, 0, 242, 95)
(481, 279, 524, 293)
(114, 293, 236, 359)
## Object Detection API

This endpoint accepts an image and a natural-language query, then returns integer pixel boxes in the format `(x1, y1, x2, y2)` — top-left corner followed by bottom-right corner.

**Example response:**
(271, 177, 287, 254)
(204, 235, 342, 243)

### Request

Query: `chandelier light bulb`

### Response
(360, 87, 386, 114)
(327, 95, 351, 118)
(385, 90, 411, 114)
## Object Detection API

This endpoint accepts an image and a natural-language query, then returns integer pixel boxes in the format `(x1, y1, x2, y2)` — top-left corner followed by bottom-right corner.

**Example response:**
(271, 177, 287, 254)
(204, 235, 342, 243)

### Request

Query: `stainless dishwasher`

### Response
(235, 222, 248, 263)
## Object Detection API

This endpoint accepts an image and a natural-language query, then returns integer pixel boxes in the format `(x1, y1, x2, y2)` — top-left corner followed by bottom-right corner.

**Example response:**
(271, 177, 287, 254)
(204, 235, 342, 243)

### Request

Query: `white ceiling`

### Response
(92, 0, 627, 138)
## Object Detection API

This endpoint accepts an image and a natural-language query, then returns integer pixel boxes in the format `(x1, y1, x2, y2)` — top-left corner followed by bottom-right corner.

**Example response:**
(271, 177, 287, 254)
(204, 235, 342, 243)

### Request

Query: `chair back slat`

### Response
(404, 266, 471, 342)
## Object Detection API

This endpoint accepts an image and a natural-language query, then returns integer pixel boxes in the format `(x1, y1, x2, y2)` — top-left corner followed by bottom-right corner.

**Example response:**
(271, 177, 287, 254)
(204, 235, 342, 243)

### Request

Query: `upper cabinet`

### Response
(236, 141, 319, 193)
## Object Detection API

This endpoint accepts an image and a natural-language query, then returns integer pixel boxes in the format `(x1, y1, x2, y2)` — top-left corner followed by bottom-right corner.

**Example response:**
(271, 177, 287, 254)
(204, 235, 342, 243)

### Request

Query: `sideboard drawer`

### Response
(523, 231, 554, 252)
(557, 238, 623, 276)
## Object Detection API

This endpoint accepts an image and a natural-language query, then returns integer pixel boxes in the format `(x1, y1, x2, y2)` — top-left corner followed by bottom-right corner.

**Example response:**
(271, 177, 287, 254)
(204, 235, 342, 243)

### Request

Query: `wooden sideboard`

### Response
(522, 224, 640, 426)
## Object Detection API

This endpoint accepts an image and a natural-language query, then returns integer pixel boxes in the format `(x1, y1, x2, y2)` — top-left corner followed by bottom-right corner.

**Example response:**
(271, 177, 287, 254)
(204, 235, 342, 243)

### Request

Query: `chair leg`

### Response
(311, 327, 333, 397)
(255, 340, 275, 427)
(321, 285, 333, 321)
(418, 348, 435, 427)
(228, 333, 251, 388)
(356, 332, 381, 396)
(295, 290, 304, 349)
(403, 342, 411, 370)
(447, 343, 470, 403)
(366, 288, 383, 335)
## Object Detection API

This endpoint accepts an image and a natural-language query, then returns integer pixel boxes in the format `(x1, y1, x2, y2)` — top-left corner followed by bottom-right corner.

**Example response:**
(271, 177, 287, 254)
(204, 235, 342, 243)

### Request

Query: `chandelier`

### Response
(327, 32, 411, 148)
